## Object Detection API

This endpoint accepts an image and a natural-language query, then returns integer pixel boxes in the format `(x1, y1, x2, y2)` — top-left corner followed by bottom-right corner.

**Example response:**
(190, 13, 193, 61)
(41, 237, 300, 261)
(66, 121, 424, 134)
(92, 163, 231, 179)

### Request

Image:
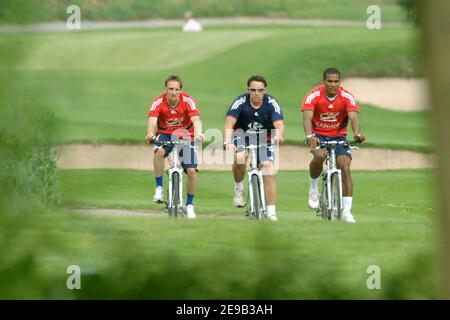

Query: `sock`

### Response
(235, 180, 244, 192)
(186, 193, 194, 206)
(267, 205, 276, 216)
(309, 177, 319, 193)
(155, 176, 163, 188)
(343, 197, 352, 213)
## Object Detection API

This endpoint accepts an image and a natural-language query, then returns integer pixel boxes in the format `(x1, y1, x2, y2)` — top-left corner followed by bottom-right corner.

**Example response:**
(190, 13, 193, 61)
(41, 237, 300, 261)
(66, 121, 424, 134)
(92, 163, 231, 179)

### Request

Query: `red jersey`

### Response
(147, 92, 200, 139)
(301, 85, 359, 137)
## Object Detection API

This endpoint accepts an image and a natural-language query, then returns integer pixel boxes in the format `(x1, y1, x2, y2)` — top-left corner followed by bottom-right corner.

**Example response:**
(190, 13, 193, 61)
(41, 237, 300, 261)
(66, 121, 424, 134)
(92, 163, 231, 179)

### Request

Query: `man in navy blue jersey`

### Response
(224, 75, 285, 221)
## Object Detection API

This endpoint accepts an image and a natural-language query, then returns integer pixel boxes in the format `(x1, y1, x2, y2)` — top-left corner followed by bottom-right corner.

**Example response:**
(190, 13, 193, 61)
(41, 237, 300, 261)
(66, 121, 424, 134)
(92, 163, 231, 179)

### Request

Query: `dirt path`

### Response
(74, 208, 166, 218)
(55, 144, 434, 171)
(0, 18, 408, 33)
(73, 207, 244, 219)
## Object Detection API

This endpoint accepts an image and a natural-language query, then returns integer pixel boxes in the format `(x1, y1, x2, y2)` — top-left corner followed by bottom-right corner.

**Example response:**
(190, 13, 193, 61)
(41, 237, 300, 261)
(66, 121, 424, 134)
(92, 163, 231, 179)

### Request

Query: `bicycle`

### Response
(316, 140, 359, 221)
(153, 139, 197, 218)
(235, 132, 276, 220)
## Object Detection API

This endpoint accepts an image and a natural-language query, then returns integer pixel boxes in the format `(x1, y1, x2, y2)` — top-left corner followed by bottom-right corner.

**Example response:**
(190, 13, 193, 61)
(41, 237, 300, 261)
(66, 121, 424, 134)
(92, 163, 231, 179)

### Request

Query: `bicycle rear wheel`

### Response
(250, 175, 263, 220)
(330, 172, 342, 220)
(169, 172, 180, 217)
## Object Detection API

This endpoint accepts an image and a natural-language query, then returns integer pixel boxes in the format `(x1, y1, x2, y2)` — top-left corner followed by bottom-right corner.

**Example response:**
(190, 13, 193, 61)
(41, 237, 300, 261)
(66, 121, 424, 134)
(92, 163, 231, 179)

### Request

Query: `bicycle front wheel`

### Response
(169, 172, 180, 217)
(330, 172, 342, 220)
(319, 175, 329, 220)
(250, 175, 263, 220)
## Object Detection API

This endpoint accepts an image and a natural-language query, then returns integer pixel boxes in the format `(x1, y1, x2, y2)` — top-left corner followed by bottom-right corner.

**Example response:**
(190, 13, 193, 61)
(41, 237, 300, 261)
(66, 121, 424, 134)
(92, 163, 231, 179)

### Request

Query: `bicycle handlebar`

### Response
(151, 139, 200, 148)
(233, 135, 278, 147)
(315, 140, 361, 150)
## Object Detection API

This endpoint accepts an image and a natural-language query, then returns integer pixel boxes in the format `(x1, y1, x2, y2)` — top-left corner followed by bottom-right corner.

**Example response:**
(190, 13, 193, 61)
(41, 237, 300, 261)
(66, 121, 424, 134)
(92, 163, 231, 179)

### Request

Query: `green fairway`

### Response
(6, 25, 428, 151)
(10, 168, 429, 299)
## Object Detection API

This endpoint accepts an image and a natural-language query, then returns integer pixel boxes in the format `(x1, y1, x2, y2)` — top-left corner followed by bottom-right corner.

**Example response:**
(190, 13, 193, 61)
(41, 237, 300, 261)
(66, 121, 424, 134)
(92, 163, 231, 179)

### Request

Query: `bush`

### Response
(0, 1, 59, 215)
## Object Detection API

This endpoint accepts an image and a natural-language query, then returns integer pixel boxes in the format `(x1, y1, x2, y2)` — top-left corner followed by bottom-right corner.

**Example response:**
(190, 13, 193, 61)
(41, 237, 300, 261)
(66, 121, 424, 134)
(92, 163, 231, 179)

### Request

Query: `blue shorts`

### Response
(154, 133, 198, 170)
(233, 132, 274, 164)
(315, 134, 352, 158)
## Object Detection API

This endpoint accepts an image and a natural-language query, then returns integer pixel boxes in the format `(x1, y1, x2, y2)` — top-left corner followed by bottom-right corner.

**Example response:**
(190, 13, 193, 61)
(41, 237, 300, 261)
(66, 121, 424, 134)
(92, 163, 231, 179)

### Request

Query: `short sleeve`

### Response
(226, 95, 246, 119)
(268, 96, 284, 122)
(148, 97, 163, 117)
(301, 90, 320, 112)
(183, 95, 200, 117)
(341, 90, 359, 112)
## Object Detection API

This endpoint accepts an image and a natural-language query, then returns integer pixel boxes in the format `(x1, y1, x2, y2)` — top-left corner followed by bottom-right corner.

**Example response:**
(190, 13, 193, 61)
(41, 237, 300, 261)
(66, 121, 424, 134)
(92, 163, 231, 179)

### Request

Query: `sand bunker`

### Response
(341, 78, 429, 112)
(55, 144, 434, 171)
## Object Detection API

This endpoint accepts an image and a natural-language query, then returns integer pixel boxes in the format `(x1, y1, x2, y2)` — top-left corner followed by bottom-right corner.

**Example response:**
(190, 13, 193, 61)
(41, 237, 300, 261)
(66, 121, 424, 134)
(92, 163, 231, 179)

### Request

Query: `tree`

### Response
(419, 0, 450, 299)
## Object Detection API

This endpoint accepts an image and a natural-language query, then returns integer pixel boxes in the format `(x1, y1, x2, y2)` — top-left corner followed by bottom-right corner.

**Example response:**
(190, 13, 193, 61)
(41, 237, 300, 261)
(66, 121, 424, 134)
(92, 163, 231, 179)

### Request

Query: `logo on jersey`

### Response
(166, 118, 183, 127)
(248, 122, 264, 131)
(320, 112, 340, 122)
(328, 104, 334, 109)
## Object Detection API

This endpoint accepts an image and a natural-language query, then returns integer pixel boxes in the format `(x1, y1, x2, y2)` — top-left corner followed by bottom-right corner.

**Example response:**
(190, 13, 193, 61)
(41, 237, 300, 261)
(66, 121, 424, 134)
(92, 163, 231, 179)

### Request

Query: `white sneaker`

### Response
(153, 186, 164, 203)
(267, 212, 278, 222)
(342, 211, 356, 223)
(308, 191, 319, 210)
(233, 190, 245, 207)
(185, 204, 196, 219)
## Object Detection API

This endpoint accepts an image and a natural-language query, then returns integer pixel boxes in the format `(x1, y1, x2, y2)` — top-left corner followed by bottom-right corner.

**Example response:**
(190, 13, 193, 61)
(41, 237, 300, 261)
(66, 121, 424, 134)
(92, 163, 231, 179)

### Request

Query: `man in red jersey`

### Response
(301, 68, 366, 223)
(146, 75, 204, 219)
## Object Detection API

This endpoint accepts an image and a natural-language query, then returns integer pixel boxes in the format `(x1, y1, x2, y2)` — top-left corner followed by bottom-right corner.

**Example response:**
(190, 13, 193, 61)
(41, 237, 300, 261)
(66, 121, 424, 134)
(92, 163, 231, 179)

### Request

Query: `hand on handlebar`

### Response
(307, 136, 320, 153)
(146, 133, 156, 144)
(194, 133, 205, 143)
(273, 136, 284, 144)
(353, 133, 366, 143)
(223, 142, 237, 153)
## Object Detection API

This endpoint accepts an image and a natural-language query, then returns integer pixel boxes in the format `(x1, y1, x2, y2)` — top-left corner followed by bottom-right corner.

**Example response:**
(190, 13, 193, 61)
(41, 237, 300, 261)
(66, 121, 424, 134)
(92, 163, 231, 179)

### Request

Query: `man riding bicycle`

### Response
(146, 75, 204, 219)
(301, 68, 366, 223)
(224, 75, 285, 221)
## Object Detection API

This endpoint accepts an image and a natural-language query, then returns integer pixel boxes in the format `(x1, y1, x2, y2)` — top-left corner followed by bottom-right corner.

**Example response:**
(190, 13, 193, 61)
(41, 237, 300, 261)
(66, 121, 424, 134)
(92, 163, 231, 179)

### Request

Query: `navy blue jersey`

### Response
(226, 93, 284, 132)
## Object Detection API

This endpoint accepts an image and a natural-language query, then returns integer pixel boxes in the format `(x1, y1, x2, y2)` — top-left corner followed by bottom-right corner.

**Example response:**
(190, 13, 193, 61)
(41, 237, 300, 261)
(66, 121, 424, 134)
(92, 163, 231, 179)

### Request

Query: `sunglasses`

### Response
(248, 88, 265, 93)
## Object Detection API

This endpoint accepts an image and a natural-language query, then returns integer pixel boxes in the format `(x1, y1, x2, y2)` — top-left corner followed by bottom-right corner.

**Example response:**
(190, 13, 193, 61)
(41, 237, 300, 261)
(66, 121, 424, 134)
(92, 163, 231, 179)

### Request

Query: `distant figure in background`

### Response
(182, 11, 203, 32)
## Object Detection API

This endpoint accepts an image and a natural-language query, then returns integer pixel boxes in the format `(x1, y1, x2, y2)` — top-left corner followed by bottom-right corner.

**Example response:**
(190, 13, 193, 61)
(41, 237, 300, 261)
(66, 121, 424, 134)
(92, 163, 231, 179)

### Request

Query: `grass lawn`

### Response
(0, 168, 436, 299)
(3, 25, 429, 151)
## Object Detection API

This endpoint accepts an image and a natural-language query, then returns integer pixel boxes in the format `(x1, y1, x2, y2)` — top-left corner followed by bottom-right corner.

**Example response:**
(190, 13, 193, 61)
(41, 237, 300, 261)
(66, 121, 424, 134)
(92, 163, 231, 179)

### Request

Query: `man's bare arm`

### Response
(224, 115, 237, 144)
(190, 115, 204, 141)
(348, 111, 366, 142)
(303, 110, 314, 136)
(273, 120, 285, 143)
(146, 117, 158, 142)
